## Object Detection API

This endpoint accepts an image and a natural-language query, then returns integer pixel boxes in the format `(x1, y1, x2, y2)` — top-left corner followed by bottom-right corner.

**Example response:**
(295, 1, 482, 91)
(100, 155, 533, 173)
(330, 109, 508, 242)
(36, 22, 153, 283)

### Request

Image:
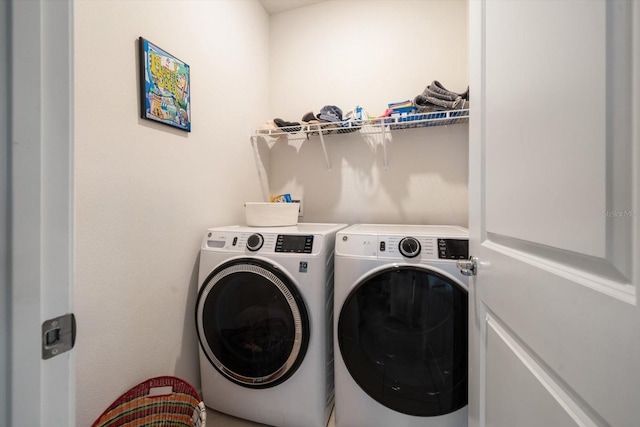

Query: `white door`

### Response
(468, 1, 639, 426)
(10, 1, 75, 426)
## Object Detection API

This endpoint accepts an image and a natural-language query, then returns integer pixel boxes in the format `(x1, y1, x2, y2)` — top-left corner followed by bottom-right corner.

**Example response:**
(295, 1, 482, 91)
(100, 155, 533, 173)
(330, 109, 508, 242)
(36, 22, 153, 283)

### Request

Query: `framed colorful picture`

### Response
(139, 37, 191, 132)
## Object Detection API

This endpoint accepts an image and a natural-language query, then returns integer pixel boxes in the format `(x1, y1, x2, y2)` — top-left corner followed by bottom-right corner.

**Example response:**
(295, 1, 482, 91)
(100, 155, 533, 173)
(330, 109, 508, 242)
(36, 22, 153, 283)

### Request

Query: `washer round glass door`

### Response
(338, 266, 468, 416)
(196, 258, 309, 388)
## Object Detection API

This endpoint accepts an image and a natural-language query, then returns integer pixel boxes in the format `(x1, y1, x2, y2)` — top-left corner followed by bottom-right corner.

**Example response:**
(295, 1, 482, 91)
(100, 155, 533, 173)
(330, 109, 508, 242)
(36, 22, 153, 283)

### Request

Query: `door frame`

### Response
(9, 0, 75, 425)
(1, 0, 9, 424)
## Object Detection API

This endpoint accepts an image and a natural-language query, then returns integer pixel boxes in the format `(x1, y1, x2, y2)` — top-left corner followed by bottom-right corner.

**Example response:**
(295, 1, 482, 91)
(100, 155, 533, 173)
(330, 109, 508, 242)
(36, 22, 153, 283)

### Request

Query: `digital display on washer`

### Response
(275, 235, 314, 253)
(438, 239, 469, 259)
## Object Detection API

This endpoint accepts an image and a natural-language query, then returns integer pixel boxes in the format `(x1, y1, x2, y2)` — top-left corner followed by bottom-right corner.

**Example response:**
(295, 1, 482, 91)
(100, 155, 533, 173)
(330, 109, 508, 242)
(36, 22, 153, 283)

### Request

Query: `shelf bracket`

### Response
(381, 125, 389, 171)
(249, 135, 271, 201)
(317, 127, 332, 171)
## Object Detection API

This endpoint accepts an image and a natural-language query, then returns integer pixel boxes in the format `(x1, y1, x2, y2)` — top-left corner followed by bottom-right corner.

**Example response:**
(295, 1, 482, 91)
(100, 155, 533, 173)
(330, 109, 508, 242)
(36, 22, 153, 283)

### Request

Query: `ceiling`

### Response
(258, 0, 326, 15)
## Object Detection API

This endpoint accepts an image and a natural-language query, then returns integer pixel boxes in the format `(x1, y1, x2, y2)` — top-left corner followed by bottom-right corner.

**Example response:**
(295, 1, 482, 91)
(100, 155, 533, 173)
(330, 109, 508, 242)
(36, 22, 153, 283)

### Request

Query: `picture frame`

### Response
(139, 37, 191, 132)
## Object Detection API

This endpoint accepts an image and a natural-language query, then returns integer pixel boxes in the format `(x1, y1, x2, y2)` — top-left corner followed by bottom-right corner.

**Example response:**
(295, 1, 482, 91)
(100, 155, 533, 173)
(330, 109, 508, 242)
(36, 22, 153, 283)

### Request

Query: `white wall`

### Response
(264, 0, 469, 226)
(73, 1, 268, 425)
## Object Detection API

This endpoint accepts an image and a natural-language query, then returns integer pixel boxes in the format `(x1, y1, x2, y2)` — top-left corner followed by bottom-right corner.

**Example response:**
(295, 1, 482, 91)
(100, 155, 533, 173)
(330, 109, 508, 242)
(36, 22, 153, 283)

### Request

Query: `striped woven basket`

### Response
(92, 376, 206, 427)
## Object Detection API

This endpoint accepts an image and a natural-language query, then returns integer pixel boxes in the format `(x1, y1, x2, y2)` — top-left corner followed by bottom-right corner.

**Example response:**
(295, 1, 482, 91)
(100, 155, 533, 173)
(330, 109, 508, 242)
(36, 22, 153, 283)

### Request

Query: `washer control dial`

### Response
(399, 237, 421, 258)
(246, 233, 264, 251)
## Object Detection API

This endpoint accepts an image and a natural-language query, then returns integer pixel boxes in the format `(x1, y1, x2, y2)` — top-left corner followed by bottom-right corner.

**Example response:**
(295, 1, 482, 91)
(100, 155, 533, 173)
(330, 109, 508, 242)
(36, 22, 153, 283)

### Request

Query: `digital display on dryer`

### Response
(275, 235, 314, 253)
(438, 239, 469, 259)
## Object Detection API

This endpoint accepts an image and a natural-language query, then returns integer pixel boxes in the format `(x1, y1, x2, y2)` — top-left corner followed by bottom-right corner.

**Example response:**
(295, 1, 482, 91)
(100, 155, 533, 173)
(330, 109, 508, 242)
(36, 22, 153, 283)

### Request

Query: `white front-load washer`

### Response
(334, 224, 469, 427)
(196, 223, 347, 427)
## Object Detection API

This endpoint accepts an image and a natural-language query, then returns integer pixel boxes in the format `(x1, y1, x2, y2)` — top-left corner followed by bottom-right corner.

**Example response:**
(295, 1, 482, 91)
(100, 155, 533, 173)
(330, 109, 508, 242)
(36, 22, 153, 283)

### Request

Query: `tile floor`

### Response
(206, 407, 336, 427)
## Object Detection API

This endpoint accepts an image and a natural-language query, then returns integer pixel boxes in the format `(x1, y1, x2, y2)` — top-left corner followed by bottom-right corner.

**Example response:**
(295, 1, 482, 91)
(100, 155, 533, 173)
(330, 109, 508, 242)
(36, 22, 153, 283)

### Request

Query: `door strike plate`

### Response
(42, 313, 76, 360)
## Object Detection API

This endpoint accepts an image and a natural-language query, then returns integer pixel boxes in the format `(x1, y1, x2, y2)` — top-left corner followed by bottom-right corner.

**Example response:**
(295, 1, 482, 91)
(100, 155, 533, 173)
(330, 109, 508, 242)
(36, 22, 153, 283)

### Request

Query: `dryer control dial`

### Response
(246, 233, 264, 251)
(399, 237, 421, 258)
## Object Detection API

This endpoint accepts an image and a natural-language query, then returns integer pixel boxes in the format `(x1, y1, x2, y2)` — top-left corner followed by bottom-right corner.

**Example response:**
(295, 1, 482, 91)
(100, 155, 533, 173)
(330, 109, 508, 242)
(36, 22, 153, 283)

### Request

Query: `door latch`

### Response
(42, 313, 76, 360)
(457, 256, 478, 276)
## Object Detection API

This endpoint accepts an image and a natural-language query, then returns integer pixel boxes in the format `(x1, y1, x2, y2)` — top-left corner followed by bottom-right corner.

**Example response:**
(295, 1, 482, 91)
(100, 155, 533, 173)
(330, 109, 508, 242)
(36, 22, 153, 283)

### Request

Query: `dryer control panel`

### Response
(437, 238, 469, 260)
(337, 233, 468, 261)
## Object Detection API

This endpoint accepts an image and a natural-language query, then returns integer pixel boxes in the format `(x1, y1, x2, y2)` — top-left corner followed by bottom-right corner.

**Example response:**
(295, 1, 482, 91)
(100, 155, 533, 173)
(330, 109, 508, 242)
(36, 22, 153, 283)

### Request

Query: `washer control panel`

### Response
(275, 234, 314, 253)
(246, 233, 264, 251)
(204, 230, 319, 255)
(398, 237, 421, 258)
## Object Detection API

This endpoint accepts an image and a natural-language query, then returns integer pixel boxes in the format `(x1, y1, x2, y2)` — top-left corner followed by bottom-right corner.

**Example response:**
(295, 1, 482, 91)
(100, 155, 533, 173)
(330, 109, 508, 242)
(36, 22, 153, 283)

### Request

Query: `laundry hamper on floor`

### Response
(92, 376, 206, 427)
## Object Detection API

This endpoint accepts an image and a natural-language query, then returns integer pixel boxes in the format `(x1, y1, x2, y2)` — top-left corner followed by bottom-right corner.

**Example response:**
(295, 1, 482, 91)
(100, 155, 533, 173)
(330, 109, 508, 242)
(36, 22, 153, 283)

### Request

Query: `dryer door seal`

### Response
(338, 265, 468, 416)
(196, 258, 309, 388)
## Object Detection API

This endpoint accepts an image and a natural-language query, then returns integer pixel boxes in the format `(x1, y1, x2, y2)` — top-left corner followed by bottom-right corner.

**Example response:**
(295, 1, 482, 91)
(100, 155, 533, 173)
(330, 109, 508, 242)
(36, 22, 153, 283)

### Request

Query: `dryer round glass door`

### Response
(338, 266, 468, 416)
(196, 258, 309, 388)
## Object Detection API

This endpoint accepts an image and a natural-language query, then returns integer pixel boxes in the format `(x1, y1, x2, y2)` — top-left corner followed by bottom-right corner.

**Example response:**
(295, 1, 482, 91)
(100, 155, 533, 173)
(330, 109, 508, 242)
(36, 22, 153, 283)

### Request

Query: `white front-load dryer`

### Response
(334, 224, 469, 427)
(196, 223, 347, 427)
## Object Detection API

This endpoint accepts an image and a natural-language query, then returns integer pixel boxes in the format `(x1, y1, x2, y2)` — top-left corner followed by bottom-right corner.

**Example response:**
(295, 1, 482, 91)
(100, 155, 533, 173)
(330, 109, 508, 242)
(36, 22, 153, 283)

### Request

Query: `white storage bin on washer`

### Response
(244, 202, 299, 227)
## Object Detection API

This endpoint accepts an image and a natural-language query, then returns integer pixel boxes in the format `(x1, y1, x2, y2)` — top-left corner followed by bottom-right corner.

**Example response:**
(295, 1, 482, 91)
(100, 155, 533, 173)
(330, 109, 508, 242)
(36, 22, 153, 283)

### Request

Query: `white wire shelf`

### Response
(252, 109, 469, 138)
(250, 109, 469, 171)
